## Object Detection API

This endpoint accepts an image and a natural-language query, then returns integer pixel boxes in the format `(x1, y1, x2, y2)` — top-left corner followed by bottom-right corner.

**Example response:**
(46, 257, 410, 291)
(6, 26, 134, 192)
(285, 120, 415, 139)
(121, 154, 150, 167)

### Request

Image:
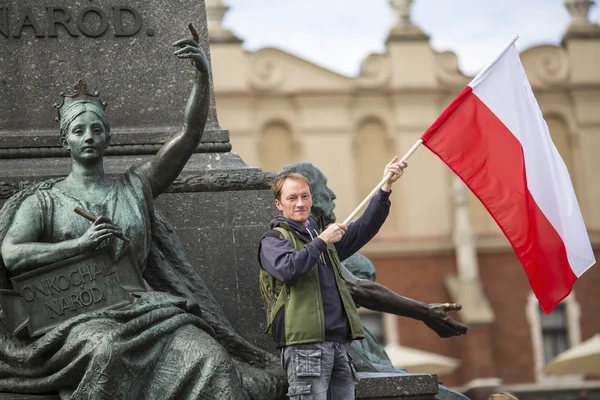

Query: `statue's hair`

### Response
(59, 100, 110, 141)
(279, 162, 320, 187)
(270, 172, 311, 200)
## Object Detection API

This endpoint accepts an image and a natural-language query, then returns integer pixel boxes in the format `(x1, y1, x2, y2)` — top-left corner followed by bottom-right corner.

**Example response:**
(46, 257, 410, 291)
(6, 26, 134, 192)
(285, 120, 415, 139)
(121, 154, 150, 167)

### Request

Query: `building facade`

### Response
(208, 0, 600, 397)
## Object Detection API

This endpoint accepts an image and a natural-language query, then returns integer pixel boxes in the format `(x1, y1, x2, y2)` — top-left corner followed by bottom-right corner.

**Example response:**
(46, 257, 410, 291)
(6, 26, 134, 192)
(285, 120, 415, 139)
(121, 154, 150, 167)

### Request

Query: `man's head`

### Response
(279, 162, 337, 226)
(271, 172, 312, 226)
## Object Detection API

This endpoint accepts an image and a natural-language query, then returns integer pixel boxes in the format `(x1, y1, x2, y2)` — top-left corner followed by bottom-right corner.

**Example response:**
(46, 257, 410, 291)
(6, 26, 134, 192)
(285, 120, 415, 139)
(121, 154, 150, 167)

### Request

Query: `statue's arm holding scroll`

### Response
(0, 196, 120, 276)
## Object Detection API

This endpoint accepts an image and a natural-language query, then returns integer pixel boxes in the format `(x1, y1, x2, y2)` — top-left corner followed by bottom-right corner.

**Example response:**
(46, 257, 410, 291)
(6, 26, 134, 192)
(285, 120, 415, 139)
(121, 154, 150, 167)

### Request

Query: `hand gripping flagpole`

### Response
(342, 139, 424, 225)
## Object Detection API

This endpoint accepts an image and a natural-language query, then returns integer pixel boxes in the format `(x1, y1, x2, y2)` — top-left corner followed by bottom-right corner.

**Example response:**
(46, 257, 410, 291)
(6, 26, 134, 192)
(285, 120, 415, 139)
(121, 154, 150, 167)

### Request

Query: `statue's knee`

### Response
(177, 325, 232, 365)
(83, 326, 115, 360)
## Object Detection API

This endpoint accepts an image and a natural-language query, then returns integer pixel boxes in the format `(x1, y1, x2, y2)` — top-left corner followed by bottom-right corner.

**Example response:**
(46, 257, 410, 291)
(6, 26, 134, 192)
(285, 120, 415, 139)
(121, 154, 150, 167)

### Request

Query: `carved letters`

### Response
(0, 5, 148, 39)
(0, 246, 146, 337)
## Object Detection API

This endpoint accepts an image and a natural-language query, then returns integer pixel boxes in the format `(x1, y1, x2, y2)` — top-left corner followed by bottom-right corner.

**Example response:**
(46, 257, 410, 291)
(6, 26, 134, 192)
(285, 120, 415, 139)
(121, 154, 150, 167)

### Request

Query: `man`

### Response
(280, 161, 469, 400)
(260, 157, 439, 399)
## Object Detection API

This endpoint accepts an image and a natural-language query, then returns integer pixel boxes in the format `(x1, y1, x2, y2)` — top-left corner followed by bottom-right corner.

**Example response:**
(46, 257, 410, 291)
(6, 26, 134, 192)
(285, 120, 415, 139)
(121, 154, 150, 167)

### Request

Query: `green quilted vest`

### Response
(259, 222, 365, 347)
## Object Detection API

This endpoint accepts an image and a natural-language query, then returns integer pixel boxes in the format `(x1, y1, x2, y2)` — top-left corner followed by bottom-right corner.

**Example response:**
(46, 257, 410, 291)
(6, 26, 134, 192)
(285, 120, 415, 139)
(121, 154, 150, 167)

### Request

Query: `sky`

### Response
(222, 0, 600, 77)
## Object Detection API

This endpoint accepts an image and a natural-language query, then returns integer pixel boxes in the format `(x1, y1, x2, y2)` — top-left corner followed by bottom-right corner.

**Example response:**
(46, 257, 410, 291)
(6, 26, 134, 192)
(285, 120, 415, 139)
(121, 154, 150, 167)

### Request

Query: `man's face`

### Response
(275, 178, 313, 226)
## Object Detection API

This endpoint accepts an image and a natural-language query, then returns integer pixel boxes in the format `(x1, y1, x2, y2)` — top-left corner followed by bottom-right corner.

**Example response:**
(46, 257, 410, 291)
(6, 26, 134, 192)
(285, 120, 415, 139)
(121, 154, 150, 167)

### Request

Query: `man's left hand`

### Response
(422, 303, 468, 338)
(382, 156, 408, 192)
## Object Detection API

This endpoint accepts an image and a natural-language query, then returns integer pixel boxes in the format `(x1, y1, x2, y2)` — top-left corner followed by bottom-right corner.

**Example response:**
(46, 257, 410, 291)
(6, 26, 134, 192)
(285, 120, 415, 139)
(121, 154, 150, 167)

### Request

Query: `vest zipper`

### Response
(306, 226, 325, 340)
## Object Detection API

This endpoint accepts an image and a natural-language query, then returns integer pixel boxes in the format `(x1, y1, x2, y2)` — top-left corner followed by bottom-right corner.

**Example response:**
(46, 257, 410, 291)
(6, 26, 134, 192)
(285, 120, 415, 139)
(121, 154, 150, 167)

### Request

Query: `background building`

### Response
(208, 0, 600, 397)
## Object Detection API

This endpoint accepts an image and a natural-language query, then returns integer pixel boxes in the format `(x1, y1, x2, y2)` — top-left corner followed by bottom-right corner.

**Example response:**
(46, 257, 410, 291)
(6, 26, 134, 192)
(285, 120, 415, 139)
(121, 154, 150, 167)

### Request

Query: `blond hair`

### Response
(271, 172, 311, 200)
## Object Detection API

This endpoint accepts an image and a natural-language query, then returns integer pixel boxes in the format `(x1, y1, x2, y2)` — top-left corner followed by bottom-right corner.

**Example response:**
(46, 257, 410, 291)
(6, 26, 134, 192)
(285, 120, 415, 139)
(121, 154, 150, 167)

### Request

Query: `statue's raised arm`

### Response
(138, 24, 211, 198)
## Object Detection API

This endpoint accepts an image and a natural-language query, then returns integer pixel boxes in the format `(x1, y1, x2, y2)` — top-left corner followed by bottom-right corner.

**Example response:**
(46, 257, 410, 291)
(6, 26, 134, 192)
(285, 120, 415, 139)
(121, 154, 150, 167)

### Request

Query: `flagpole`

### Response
(342, 139, 424, 225)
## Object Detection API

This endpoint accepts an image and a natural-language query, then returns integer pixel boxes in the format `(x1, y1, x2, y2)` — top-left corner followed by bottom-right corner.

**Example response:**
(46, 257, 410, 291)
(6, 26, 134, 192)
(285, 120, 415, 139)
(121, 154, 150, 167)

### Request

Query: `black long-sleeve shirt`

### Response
(259, 189, 391, 343)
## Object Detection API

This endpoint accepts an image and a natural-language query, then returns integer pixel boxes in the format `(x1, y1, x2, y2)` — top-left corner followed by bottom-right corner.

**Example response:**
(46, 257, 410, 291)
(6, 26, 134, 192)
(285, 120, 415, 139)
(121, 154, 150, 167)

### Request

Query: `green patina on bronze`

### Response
(0, 26, 285, 400)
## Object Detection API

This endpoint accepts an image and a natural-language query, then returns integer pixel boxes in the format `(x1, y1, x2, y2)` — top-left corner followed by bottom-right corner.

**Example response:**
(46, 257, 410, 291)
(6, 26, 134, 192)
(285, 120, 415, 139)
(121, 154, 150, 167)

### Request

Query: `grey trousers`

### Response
(280, 342, 358, 400)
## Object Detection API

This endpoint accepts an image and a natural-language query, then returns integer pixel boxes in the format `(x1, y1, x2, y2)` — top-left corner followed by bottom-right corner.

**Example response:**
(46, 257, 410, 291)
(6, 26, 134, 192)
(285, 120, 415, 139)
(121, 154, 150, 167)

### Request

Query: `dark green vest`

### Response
(259, 223, 365, 347)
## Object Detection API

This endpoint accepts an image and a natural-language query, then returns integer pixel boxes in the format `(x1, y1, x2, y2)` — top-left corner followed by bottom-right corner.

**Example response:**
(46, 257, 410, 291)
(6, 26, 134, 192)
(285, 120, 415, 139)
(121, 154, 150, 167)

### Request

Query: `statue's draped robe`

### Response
(0, 167, 286, 400)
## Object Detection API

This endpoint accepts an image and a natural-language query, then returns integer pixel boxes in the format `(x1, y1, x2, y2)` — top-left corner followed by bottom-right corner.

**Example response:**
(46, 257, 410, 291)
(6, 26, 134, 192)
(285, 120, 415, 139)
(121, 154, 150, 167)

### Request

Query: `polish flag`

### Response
(420, 36, 595, 313)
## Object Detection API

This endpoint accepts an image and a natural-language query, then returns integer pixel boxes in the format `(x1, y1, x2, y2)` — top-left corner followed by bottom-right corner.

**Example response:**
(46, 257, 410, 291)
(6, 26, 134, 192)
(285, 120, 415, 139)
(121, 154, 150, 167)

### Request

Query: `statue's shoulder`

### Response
(345, 252, 374, 267)
(1, 179, 61, 217)
(344, 253, 376, 281)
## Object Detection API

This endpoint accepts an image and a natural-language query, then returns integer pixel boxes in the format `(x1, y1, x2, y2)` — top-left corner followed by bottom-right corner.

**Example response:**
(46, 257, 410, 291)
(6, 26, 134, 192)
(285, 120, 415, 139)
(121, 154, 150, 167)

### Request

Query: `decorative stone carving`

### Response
(390, 0, 414, 29)
(535, 46, 570, 85)
(247, 52, 285, 91)
(565, 0, 595, 25)
(0, 142, 232, 160)
(206, 0, 228, 32)
(435, 51, 470, 86)
(0, 180, 43, 199)
(356, 54, 392, 89)
(521, 46, 570, 87)
(0, 171, 275, 200)
(205, 0, 240, 42)
(168, 170, 275, 192)
(387, 0, 427, 41)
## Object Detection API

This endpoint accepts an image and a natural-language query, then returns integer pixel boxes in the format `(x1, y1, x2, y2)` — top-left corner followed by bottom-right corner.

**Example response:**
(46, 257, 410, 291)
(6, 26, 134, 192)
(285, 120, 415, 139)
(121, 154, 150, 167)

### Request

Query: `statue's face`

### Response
(275, 178, 313, 226)
(62, 111, 110, 163)
(310, 168, 337, 226)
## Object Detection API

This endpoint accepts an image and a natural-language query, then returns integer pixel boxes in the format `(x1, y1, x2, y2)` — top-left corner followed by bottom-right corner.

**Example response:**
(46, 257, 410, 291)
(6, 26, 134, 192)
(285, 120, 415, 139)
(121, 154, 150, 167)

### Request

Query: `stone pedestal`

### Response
(0, 373, 439, 400)
(357, 373, 438, 399)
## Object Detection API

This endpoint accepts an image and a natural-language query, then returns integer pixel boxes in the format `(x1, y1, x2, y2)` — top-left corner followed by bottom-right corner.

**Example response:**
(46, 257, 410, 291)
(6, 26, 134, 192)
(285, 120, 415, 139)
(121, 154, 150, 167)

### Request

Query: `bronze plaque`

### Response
(0, 246, 145, 337)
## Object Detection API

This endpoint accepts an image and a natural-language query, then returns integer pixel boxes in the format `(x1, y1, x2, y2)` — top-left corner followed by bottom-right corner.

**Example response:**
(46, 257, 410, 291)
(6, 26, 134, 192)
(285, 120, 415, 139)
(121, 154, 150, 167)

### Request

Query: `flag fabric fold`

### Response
(421, 36, 595, 313)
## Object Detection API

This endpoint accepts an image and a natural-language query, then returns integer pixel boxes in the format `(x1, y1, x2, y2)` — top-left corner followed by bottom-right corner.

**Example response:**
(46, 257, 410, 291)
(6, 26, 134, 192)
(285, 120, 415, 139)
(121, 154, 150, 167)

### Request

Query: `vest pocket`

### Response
(294, 348, 322, 377)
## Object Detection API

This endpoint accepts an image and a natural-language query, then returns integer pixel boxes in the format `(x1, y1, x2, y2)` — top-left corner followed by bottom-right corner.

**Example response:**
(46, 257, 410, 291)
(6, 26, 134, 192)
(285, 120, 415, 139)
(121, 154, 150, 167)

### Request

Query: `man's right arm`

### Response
(259, 235, 327, 285)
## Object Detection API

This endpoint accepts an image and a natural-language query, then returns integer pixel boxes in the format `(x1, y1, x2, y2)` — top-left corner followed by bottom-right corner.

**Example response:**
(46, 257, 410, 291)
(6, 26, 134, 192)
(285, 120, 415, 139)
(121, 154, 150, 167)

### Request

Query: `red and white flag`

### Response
(421, 36, 595, 313)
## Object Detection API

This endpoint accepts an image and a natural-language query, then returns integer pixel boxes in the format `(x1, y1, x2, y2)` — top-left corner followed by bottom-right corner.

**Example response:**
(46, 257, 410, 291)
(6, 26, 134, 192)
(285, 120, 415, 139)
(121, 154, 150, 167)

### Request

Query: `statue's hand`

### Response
(77, 216, 121, 253)
(422, 303, 468, 338)
(172, 23, 209, 74)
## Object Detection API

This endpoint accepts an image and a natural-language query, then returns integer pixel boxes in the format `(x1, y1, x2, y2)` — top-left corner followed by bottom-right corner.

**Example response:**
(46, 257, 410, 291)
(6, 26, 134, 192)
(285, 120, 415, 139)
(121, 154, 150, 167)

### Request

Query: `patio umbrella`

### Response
(384, 343, 461, 375)
(542, 333, 600, 375)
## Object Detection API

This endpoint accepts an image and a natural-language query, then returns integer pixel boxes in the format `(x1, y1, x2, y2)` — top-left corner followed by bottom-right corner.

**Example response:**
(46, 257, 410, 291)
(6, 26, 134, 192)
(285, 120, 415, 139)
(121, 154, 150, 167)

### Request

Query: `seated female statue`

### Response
(0, 28, 284, 400)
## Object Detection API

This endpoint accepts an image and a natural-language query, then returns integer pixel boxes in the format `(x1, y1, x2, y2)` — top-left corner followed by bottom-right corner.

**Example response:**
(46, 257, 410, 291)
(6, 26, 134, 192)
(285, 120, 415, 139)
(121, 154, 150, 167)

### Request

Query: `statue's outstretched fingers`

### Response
(442, 303, 462, 312)
(174, 45, 196, 55)
(172, 38, 198, 48)
(454, 321, 468, 335)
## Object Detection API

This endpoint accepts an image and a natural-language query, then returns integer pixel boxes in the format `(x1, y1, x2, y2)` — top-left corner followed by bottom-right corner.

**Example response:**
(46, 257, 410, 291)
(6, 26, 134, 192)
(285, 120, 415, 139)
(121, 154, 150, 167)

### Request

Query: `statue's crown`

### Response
(54, 79, 107, 122)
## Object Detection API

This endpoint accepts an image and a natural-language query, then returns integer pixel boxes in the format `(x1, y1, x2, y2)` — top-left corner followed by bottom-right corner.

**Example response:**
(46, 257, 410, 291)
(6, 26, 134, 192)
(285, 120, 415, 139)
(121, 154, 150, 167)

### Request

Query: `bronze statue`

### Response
(279, 162, 469, 400)
(0, 25, 285, 399)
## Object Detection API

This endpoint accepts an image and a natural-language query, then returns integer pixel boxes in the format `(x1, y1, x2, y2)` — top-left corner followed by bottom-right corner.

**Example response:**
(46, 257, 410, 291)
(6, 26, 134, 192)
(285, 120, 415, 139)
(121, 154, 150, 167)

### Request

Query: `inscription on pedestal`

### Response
(0, 246, 146, 337)
(0, 5, 149, 39)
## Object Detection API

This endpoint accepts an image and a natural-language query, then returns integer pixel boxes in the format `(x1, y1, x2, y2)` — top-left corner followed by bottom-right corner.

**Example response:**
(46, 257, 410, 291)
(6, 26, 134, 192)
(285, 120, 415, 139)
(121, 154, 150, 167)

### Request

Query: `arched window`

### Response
(526, 292, 582, 383)
(259, 121, 299, 173)
(354, 118, 397, 231)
